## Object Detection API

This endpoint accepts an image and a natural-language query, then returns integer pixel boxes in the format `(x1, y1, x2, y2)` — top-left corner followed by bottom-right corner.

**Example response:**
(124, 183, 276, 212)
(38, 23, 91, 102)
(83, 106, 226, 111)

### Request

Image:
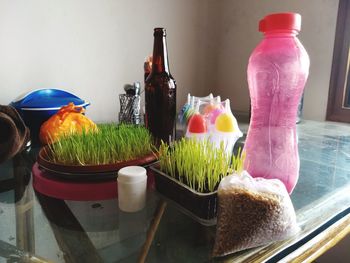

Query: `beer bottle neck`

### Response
(151, 34, 170, 74)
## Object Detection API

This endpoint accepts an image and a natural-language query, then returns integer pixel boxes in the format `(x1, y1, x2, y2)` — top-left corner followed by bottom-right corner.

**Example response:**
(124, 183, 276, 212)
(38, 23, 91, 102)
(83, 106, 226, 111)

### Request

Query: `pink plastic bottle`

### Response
(244, 13, 310, 193)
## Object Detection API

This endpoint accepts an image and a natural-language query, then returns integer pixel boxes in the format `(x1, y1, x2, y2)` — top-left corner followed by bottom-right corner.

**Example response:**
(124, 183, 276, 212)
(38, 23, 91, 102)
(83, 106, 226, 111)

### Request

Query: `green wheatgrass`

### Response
(158, 138, 245, 193)
(47, 124, 154, 165)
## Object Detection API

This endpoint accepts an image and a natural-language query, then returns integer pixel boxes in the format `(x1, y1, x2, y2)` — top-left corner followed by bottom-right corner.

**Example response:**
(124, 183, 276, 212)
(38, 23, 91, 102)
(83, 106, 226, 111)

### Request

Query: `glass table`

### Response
(0, 120, 349, 263)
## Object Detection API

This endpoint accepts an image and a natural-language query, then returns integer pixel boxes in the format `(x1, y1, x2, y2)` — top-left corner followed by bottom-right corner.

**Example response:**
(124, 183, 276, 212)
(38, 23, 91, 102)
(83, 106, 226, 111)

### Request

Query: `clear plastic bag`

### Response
(213, 171, 299, 257)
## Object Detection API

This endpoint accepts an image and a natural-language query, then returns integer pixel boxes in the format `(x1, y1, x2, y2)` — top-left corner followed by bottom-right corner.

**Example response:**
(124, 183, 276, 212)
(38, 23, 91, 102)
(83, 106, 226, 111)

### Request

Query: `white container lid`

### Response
(117, 166, 147, 183)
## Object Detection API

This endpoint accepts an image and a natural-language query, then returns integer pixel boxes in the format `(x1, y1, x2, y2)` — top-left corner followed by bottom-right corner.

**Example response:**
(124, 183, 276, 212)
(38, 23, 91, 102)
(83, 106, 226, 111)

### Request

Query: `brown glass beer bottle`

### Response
(145, 28, 176, 144)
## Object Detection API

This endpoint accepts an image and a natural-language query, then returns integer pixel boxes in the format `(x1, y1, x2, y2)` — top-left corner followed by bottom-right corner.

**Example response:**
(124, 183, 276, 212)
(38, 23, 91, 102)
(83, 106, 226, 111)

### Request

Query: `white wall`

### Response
(212, 0, 339, 121)
(0, 0, 339, 122)
(0, 0, 212, 122)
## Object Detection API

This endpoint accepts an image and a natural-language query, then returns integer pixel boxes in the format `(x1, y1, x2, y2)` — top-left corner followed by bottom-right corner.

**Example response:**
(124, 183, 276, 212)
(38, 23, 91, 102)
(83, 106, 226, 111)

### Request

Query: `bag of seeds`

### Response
(213, 171, 299, 257)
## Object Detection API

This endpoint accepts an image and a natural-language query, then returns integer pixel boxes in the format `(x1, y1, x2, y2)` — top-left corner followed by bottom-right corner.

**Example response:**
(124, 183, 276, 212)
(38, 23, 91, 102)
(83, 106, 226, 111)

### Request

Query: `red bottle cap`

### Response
(259, 13, 301, 32)
(188, 114, 207, 133)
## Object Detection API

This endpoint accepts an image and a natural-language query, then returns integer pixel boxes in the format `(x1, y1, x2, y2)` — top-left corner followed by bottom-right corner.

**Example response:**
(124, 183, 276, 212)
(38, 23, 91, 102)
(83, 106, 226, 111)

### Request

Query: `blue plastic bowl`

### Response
(10, 89, 90, 144)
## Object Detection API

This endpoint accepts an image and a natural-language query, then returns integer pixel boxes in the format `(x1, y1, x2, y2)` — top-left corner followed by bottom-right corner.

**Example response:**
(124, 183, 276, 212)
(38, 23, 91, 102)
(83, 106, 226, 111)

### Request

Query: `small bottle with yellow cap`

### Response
(210, 99, 243, 155)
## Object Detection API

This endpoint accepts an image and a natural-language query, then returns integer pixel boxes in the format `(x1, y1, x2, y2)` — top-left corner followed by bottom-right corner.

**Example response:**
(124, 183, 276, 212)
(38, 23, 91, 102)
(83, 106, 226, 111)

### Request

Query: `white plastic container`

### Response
(117, 166, 147, 212)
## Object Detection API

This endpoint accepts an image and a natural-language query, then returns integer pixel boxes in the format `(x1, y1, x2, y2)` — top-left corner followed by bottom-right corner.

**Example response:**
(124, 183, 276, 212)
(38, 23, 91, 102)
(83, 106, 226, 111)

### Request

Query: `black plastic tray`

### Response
(150, 164, 218, 226)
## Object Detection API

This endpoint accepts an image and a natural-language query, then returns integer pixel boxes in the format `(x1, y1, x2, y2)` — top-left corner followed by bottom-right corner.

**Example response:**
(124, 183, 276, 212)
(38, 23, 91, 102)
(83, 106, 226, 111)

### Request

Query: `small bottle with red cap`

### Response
(186, 101, 207, 141)
(243, 13, 310, 194)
